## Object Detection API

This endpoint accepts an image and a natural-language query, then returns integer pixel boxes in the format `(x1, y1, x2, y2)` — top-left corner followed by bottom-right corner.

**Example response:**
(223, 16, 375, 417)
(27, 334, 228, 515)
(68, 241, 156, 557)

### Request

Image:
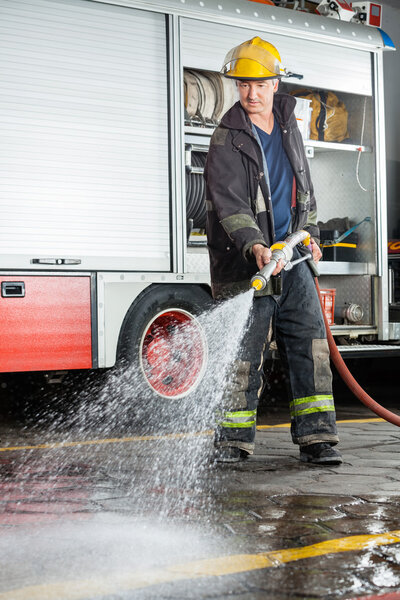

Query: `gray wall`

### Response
(380, 0, 400, 238)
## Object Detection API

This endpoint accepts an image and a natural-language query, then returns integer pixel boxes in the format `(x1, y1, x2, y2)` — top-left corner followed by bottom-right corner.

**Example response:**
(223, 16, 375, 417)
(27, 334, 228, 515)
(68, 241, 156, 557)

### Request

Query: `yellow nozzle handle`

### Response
(270, 242, 286, 251)
(299, 231, 311, 247)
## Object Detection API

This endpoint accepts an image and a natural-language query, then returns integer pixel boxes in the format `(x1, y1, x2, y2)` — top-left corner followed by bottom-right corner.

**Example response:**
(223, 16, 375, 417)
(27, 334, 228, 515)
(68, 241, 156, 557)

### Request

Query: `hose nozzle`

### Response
(251, 277, 265, 292)
(250, 230, 311, 292)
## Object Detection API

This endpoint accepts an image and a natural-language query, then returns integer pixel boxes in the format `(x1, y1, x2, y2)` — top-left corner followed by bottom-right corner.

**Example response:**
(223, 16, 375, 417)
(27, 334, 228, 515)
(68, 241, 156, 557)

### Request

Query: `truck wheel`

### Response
(117, 284, 212, 400)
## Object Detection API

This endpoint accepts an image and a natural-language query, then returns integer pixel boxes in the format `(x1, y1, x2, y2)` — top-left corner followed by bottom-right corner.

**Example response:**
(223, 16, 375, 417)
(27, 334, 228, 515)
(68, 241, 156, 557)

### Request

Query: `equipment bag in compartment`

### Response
(291, 89, 349, 143)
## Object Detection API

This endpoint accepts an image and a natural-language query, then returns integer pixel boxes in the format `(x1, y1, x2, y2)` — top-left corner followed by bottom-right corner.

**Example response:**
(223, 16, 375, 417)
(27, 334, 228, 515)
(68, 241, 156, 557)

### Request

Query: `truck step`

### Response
(337, 344, 400, 358)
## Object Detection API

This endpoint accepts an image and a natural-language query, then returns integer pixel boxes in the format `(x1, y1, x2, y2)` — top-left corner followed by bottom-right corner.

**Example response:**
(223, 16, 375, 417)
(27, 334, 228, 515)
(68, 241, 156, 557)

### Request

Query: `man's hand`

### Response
(310, 238, 322, 263)
(252, 243, 284, 276)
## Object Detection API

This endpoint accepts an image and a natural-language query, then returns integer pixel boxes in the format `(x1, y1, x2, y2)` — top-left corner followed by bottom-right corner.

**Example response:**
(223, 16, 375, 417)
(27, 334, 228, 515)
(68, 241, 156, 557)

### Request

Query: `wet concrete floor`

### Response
(1, 362, 400, 600)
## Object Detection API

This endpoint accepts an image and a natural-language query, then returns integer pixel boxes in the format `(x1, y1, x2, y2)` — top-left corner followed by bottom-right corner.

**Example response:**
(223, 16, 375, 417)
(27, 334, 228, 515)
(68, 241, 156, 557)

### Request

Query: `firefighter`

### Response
(204, 36, 342, 464)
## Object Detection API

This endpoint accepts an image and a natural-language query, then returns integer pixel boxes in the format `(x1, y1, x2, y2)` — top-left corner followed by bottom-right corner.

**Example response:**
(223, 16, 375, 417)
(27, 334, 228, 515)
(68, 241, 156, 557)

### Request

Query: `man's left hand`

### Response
(310, 238, 322, 263)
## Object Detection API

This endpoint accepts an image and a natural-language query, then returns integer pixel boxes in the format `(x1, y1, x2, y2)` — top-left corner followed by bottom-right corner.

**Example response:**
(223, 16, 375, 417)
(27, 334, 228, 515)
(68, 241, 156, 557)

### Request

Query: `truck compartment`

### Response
(0, 275, 93, 372)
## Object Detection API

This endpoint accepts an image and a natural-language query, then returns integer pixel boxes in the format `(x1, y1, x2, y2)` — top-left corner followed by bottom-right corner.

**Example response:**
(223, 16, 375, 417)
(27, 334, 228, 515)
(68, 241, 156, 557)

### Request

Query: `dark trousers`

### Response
(215, 252, 339, 453)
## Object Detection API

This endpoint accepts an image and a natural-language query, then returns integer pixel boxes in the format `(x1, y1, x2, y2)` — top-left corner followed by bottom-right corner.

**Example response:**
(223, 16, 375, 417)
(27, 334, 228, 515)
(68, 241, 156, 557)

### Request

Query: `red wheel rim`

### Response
(140, 310, 207, 398)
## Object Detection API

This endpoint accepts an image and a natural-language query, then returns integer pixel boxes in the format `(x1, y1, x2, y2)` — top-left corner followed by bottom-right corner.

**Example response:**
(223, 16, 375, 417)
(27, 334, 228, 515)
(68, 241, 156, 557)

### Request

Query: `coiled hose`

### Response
(315, 278, 400, 427)
(186, 152, 206, 229)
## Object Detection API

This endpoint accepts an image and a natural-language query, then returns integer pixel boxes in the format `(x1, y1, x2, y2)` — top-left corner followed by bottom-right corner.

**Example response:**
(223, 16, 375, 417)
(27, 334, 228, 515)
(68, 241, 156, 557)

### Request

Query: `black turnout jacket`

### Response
(204, 94, 319, 299)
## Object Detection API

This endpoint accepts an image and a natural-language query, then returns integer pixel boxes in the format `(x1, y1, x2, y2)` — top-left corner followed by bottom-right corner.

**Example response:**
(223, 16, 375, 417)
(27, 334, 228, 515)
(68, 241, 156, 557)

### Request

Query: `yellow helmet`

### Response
(221, 36, 284, 80)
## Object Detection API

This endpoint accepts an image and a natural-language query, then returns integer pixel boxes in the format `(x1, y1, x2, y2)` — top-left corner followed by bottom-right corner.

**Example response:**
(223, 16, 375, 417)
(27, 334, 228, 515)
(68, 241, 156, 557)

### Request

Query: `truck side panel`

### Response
(0, 275, 92, 372)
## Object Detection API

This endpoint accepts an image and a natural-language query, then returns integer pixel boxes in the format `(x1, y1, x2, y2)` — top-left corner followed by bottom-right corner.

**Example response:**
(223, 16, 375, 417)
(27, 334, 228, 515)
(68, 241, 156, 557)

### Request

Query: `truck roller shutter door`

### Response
(0, 0, 170, 271)
(181, 19, 372, 96)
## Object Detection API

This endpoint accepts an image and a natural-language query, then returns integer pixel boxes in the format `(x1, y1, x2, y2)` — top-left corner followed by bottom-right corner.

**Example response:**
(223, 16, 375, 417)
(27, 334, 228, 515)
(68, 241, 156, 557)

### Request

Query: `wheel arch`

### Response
(116, 282, 212, 363)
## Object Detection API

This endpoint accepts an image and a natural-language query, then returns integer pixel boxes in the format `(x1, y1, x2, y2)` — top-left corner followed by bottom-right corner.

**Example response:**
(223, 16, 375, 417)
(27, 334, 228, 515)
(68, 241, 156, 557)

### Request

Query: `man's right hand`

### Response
(252, 243, 284, 276)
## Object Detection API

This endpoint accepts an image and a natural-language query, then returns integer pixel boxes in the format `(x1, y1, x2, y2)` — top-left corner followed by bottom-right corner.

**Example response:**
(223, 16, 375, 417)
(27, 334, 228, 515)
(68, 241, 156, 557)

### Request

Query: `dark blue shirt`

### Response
(254, 120, 293, 242)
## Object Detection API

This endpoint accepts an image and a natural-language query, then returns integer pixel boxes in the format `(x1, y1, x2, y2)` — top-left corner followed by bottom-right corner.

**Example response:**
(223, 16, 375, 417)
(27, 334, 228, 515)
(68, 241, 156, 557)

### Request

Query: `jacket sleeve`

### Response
(204, 127, 267, 259)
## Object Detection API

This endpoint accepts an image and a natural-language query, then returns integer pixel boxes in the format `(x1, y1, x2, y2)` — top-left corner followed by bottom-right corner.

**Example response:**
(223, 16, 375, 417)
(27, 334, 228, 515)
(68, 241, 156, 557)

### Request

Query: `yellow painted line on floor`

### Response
(1, 530, 400, 600)
(257, 422, 292, 429)
(0, 430, 213, 453)
(336, 418, 385, 424)
(0, 418, 386, 453)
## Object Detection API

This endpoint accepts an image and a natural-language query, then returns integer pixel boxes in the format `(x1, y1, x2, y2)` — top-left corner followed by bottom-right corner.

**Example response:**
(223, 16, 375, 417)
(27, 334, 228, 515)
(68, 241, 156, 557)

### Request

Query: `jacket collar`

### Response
(220, 93, 297, 131)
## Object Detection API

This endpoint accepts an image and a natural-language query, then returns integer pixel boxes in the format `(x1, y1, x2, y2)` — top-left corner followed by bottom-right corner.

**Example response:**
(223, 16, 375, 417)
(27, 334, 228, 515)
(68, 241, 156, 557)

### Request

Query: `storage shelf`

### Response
(184, 126, 372, 154)
(318, 262, 370, 275)
(184, 125, 215, 136)
(305, 140, 372, 153)
(331, 324, 376, 334)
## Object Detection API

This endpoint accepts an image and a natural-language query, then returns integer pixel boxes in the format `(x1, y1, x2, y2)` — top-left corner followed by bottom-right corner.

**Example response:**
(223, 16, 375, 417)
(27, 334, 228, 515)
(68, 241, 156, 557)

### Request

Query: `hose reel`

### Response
(184, 68, 237, 233)
(186, 148, 206, 229)
(184, 69, 237, 126)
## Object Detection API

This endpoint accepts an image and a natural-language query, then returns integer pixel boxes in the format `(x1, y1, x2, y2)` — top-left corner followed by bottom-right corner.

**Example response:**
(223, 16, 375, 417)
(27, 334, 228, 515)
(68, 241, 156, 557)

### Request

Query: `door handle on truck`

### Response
(1, 282, 26, 298)
(31, 258, 82, 265)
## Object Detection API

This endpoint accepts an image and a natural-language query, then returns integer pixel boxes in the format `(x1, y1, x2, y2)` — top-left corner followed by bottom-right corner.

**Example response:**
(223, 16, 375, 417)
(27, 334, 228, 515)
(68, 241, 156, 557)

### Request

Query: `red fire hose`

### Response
(315, 278, 400, 427)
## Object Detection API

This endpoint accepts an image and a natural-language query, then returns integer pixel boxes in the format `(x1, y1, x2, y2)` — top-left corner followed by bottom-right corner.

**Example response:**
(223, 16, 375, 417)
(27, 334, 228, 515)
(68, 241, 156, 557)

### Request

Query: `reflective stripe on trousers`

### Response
(219, 409, 257, 429)
(290, 394, 335, 418)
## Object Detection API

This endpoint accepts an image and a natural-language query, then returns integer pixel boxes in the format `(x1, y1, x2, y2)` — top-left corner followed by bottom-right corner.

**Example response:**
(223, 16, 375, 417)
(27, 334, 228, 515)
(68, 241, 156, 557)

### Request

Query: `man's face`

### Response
(237, 79, 278, 116)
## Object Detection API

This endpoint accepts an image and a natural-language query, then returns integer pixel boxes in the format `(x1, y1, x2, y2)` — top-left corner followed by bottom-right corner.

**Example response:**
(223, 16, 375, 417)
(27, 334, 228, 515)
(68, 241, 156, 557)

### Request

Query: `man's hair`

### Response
(236, 78, 279, 85)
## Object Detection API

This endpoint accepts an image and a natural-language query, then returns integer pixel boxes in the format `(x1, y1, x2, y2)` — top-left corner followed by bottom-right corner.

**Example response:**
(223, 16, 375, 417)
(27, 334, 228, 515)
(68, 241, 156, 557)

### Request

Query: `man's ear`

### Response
(273, 79, 279, 93)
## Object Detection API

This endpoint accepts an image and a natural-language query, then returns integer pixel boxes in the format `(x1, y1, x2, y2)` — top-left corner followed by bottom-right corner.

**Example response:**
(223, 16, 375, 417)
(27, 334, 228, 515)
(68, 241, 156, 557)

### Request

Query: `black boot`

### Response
(214, 447, 249, 463)
(300, 443, 342, 465)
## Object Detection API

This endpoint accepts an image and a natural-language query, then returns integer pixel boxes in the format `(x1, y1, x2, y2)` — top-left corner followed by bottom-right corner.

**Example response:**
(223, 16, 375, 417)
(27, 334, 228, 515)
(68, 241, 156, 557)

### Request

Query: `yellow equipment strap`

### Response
(322, 242, 357, 248)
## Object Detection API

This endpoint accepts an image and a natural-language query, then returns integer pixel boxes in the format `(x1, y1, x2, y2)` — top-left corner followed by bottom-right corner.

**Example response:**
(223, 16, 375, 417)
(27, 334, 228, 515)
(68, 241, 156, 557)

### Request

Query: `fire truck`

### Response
(0, 0, 397, 401)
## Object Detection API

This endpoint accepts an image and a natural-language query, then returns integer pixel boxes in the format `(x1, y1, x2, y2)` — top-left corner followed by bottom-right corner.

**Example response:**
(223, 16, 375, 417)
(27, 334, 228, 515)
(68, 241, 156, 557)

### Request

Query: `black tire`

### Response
(116, 284, 212, 419)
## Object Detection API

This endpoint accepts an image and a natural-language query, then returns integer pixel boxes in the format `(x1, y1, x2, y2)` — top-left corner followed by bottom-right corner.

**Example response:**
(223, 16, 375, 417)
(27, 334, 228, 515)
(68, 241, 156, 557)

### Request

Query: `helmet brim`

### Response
(223, 74, 282, 81)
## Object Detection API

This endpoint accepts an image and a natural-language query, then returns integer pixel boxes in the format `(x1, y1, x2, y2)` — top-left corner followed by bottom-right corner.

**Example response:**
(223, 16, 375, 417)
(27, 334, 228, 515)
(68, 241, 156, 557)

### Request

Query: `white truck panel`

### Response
(0, 0, 170, 271)
(181, 17, 373, 96)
